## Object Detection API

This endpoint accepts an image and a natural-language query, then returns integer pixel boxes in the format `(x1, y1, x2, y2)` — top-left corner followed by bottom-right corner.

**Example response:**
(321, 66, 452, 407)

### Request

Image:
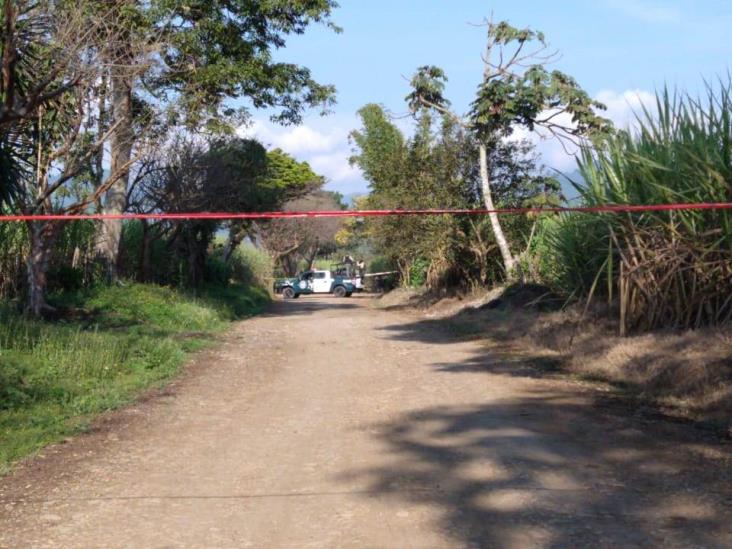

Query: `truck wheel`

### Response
(282, 287, 296, 299)
(333, 285, 347, 298)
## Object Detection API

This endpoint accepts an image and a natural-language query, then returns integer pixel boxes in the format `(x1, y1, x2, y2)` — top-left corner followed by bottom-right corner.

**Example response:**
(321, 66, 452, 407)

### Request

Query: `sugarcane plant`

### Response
(553, 81, 732, 334)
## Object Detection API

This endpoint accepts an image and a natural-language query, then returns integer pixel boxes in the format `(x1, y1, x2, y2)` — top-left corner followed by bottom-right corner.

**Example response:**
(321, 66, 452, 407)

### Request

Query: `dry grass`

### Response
(384, 286, 732, 430)
(524, 309, 732, 426)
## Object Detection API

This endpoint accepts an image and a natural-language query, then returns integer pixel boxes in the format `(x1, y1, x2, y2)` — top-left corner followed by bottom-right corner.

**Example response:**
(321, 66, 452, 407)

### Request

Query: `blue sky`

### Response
(238, 0, 732, 194)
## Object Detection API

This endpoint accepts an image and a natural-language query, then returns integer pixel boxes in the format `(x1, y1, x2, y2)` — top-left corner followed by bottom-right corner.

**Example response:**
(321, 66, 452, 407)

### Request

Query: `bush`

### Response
(543, 82, 732, 333)
(224, 244, 274, 289)
(409, 257, 429, 287)
(0, 354, 34, 410)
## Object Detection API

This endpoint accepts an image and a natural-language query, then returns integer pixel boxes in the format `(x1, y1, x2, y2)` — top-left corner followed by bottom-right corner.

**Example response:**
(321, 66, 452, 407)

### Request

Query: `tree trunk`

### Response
(223, 222, 248, 263)
(137, 219, 152, 282)
(95, 61, 133, 281)
(479, 143, 517, 279)
(26, 221, 61, 317)
(306, 239, 319, 270)
(397, 258, 412, 287)
(282, 254, 298, 277)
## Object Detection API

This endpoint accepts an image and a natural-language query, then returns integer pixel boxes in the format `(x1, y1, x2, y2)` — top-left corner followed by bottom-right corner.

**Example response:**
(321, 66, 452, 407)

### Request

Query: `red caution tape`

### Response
(2, 202, 732, 221)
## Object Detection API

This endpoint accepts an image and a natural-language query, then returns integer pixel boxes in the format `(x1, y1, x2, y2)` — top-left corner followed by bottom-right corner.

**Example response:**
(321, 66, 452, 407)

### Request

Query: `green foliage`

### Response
(350, 104, 554, 289)
(213, 243, 274, 289)
(1, 0, 340, 309)
(0, 282, 269, 472)
(349, 104, 407, 192)
(409, 258, 429, 287)
(470, 68, 612, 140)
(534, 213, 610, 297)
(405, 21, 612, 143)
(406, 66, 450, 113)
(263, 148, 324, 202)
(542, 82, 732, 331)
(369, 255, 395, 273)
(0, 219, 96, 300)
(470, 21, 612, 141)
(146, 0, 340, 129)
(123, 139, 321, 288)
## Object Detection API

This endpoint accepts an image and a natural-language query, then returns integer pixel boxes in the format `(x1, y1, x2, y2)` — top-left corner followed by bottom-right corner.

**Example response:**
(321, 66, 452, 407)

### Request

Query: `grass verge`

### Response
(0, 282, 269, 474)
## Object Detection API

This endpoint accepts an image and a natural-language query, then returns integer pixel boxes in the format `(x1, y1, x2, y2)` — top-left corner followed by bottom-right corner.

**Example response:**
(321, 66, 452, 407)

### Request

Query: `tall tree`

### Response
(0, 0, 106, 206)
(350, 103, 552, 288)
(216, 146, 321, 262)
(1, 1, 145, 314)
(407, 19, 612, 278)
(95, 0, 340, 279)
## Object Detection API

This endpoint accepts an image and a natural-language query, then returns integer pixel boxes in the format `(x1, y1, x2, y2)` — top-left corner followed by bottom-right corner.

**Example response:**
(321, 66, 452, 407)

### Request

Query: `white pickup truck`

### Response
(273, 269, 356, 298)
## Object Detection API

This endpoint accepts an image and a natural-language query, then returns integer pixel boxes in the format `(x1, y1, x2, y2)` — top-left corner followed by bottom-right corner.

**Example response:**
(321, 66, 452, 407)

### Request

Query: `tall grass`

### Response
(0, 219, 96, 300)
(0, 283, 269, 472)
(545, 82, 732, 333)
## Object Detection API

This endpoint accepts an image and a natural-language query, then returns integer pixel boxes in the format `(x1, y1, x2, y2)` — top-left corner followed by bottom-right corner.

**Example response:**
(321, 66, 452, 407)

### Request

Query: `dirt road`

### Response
(1, 296, 730, 548)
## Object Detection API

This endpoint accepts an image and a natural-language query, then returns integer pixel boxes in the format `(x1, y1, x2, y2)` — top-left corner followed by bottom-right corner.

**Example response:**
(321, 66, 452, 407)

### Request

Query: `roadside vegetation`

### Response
(0, 281, 269, 473)
(348, 22, 732, 427)
(0, 0, 339, 470)
(2, 1, 731, 466)
(539, 85, 732, 333)
(350, 21, 732, 336)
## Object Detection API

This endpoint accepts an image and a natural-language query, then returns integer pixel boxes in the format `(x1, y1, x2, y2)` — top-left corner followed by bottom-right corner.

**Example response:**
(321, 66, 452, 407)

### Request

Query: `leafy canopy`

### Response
(407, 20, 613, 143)
(148, 0, 340, 130)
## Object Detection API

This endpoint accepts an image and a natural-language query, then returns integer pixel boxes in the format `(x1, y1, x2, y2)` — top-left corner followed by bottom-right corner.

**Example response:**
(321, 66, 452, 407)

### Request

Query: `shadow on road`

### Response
(337, 310, 732, 546)
(378, 308, 732, 428)
(261, 297, 362, 318)
(338, 391, 731, 546)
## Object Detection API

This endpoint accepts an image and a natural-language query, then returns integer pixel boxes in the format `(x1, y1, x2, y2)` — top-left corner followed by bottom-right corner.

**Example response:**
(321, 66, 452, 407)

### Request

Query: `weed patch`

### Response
(0, 283, 269, 473)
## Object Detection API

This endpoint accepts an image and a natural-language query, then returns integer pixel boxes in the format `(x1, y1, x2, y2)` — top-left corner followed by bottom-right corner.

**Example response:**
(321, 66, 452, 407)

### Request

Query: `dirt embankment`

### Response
(377, 286, 732, 432)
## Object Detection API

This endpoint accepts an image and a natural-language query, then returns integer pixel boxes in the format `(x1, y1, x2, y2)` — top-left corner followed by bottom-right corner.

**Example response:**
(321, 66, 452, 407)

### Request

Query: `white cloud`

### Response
(240, 88, 657, 191)
(595, 89, 656, 130)
(511, 88, 655, 172)
(238, 118, 367, 193)
(601, 0, 683, 24)
(309, 153, 361, 184)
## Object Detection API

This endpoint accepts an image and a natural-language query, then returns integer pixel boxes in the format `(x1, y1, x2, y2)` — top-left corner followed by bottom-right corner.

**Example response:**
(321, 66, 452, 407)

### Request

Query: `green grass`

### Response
(0, 282, 269, 473)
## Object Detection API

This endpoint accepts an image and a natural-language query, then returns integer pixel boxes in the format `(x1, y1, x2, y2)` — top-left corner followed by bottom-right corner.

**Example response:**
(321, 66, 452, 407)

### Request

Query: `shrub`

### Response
(546, 82, 732, 333)
(225, 244, 274, 289)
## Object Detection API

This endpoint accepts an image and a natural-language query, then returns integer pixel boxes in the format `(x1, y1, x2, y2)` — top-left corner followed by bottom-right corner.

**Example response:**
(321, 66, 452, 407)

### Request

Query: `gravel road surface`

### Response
(1, 296, 730, 547)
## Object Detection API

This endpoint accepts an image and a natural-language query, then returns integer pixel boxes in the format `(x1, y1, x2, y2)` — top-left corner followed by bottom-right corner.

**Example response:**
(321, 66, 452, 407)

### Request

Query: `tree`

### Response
(1, 2, 148, 314)
(222, 147, 324, 263)
(259, 191, 345, 276)
(95, 0, 340, 279)
(127, 139, 321, 285)
(350, 102, 557, 289)
(0, 0, 115, 207)
(406, 19, 612, 278)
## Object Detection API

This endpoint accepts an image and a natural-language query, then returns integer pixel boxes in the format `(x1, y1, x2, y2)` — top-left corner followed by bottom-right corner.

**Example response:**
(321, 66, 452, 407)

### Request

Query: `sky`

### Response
(237, 0, 732, 195)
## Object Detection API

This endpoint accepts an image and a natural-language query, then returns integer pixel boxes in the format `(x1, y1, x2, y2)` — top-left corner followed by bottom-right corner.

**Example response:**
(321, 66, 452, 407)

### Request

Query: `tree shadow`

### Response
(378, 306, 732, 430)
(261, 298, 362, 318)
(347, 303, 732, 545)
(337, 392, 732, 547)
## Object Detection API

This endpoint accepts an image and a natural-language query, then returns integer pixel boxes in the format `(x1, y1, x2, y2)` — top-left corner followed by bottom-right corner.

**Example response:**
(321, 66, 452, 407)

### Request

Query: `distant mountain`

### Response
(553, 169, 585, 204)
(343, 192, 367, 207)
